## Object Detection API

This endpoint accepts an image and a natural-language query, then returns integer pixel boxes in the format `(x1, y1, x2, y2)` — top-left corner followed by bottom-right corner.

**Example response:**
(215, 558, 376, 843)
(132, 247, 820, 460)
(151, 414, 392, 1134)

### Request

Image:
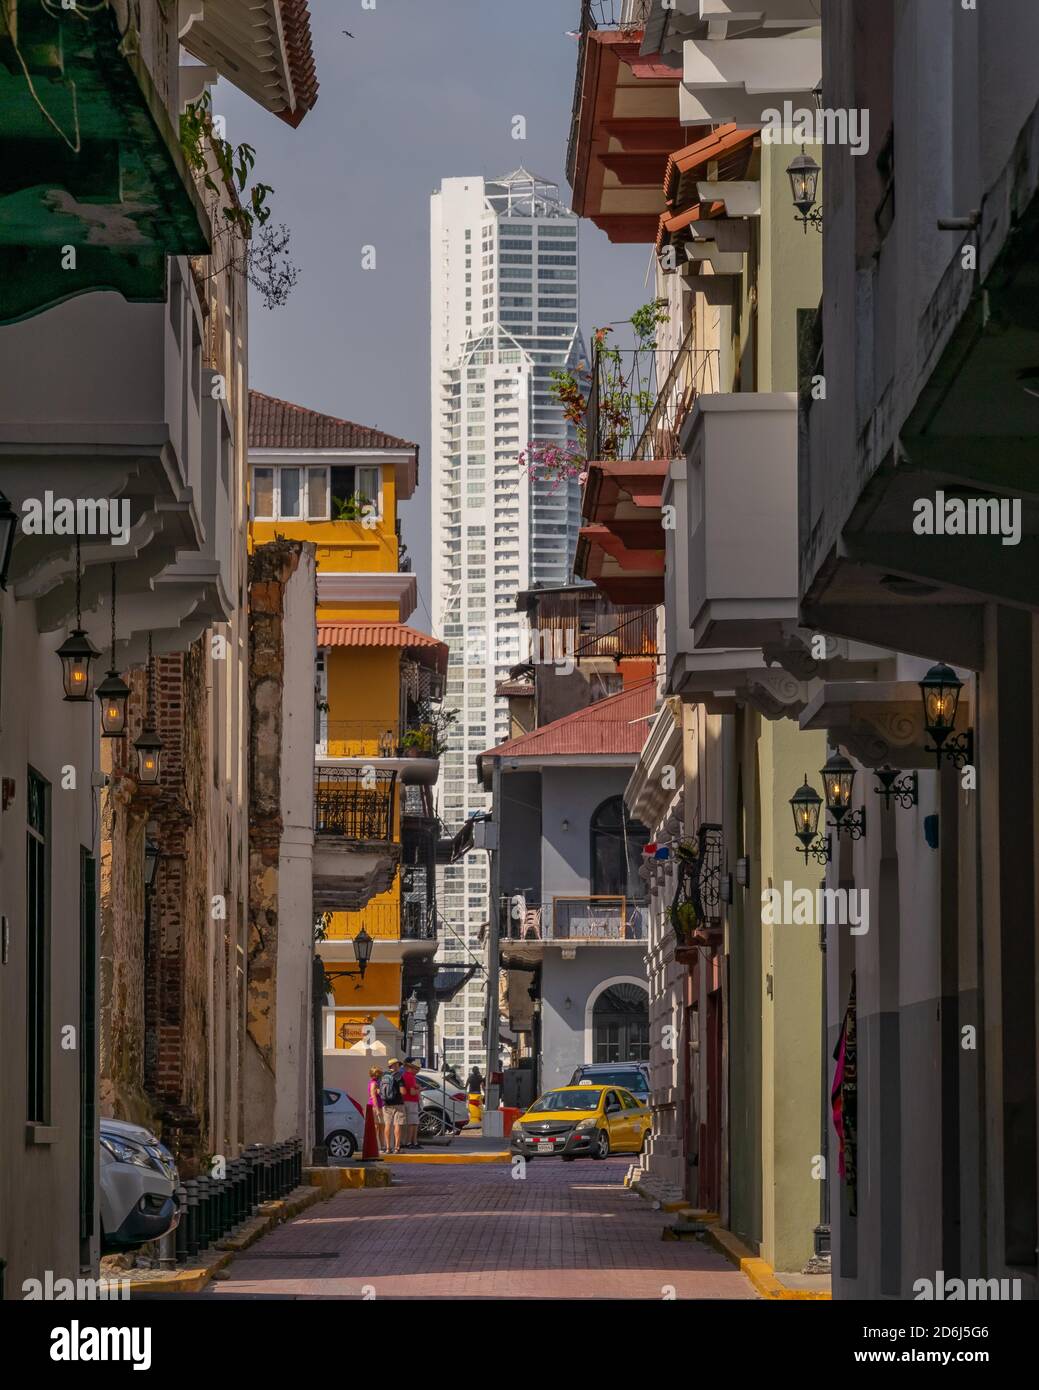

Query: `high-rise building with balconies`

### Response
(429, 170, 585, 1074)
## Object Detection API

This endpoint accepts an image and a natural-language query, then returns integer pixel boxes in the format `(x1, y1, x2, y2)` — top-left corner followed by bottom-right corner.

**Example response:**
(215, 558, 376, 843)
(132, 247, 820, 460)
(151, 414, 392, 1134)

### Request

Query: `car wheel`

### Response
(326, 1129, 357, 1160)
(592, 1128, 610, 1160)
(419, 1108, 449, 1138)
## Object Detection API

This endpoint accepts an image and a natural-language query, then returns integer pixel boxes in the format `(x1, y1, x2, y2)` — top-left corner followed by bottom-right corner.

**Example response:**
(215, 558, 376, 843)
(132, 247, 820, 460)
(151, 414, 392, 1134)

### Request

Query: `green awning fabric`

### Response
(0, 2, 211, 323)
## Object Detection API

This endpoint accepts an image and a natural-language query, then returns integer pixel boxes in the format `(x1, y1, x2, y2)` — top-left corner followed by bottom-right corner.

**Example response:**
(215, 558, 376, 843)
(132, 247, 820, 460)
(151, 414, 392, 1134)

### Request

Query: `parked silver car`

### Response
(100, 1118, 180, 1252)
(416, 1070, 470, 1137)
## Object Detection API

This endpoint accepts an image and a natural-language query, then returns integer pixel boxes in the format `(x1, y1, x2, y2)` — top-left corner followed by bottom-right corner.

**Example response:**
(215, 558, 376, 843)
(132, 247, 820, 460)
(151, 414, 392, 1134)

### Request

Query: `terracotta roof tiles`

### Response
(481, 679, 657, 762)
(249, 390, 418, 452)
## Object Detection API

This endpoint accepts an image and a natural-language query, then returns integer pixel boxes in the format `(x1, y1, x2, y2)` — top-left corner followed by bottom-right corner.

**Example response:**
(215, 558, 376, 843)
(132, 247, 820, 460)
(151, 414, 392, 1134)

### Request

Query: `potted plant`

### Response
(331, 493, 373, 522)
(402, 726, 434, 757)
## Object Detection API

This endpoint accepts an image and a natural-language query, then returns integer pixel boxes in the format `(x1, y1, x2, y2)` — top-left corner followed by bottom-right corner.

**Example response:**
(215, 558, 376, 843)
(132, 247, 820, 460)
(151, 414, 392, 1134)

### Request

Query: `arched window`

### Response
(593, 983, 649, 1063)
(590, 796, 649, 898)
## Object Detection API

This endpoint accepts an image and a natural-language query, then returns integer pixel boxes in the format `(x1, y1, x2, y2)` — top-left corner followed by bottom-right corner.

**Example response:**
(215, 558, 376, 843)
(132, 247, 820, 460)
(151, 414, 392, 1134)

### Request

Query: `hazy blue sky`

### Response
(219, 0, 649, 631)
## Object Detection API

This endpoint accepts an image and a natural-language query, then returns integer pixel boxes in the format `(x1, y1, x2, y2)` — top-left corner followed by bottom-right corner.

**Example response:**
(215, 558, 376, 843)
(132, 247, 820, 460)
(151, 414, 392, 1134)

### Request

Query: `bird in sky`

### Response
(342, 30, 354, 38)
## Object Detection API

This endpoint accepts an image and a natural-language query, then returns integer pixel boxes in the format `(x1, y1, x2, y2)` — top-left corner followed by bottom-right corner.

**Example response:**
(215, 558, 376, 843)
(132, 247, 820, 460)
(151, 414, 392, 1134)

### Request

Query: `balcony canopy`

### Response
(567, 16, 691, 244)
(180, 0, 319, 128)
(316, 622, 449, 678)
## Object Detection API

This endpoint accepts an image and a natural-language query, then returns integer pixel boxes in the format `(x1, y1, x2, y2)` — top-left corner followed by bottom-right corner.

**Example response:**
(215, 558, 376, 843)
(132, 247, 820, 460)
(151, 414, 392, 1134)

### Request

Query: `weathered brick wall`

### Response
(246, 542, 309, 1105)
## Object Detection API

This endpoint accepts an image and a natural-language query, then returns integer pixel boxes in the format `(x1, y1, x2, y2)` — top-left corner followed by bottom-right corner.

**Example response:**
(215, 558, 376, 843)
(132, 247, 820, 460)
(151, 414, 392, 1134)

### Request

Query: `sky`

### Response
(218, 0, 650, 632)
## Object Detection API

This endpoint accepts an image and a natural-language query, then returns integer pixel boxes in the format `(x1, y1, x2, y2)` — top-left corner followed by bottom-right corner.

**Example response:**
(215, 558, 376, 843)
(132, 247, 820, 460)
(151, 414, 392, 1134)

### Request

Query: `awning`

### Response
(664, 124, 758, 203)
(317, 622, 449, 677)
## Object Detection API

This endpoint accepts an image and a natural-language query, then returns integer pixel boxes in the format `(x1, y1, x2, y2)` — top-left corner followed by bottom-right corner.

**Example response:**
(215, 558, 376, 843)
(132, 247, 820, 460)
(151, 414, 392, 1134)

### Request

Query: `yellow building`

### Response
(248, 391, 447, 1052)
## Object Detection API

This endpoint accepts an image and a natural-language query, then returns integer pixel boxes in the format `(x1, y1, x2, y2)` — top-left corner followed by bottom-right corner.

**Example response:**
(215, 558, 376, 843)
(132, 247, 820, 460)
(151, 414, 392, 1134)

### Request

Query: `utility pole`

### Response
(484, 756, 503, 1119)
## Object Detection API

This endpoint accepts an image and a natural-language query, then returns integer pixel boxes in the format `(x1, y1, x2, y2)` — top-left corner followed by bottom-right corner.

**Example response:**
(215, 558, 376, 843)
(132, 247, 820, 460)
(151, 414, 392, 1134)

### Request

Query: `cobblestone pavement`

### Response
(201, 1157, 758, 1300)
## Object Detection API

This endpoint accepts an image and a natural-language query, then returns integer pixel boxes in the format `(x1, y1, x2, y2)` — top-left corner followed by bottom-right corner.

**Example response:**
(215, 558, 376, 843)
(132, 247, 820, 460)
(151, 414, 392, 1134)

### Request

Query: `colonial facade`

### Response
(0, 0, 317, 1290)
(247, 392, 448, 1082)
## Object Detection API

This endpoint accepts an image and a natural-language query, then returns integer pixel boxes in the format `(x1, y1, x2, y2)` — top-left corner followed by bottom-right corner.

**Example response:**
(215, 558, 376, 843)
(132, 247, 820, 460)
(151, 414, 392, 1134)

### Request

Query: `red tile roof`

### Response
(317, 623, 448, 676)
(277, 0, 320, 127)
(249, 390, 418, 452)
(664, 124, 757, 202)
(481, 679, 657, 762)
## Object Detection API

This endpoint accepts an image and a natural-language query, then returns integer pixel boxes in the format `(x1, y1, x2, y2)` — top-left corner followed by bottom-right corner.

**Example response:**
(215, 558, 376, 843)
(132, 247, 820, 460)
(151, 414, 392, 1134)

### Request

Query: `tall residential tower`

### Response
(429, 170, 584, 1075)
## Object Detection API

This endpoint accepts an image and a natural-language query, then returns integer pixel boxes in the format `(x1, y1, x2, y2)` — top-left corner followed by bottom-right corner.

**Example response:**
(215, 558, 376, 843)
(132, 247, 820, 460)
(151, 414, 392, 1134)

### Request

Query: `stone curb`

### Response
(702, 1222, 832, 1300)
(384, 1151, 509, 1165)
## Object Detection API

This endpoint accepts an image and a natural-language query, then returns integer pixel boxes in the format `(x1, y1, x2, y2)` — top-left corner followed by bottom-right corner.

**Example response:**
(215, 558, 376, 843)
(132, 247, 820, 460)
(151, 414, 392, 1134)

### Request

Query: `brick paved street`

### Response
(201, 1158, 758, 1300)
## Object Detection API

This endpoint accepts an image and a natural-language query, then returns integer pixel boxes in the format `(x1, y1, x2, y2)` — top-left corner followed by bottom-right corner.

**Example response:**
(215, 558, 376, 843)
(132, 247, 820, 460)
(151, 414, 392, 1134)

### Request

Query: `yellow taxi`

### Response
(510, 1084, 651, 1161)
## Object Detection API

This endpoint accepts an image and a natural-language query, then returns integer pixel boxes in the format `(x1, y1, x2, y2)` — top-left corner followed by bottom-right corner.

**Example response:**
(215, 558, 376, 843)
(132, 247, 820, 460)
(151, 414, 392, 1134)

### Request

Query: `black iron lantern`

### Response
(133, 636, 163, 784)
(58, 627, 101, 701)
(57, 536, 100, 700)
(352, 926, 374, 979)
(133, 725, 162, 785)
(919, 661, 974, 769)
(786, 146, 822, 232)
(0, 488, 16, 590)
(97, 669, 132, 736)
(790, 775, 830, 864)
(821, 750, 867, 839)
(144, 838, 161, 890)
(97, 565, 130, 736)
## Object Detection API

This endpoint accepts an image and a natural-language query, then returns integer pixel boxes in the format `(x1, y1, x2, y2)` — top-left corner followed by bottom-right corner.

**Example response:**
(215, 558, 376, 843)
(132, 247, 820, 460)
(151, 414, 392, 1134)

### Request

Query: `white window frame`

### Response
(252, 464, 332, 521)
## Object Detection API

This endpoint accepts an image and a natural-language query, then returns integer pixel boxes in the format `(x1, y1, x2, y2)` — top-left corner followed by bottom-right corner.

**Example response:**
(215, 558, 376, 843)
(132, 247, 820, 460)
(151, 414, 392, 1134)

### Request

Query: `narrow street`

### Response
(199, 1160, 756, 1300)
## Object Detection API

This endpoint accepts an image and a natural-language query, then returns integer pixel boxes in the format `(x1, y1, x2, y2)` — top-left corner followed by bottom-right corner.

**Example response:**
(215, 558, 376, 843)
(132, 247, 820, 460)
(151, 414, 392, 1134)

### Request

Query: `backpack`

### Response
(379, 1071, 402, 1105)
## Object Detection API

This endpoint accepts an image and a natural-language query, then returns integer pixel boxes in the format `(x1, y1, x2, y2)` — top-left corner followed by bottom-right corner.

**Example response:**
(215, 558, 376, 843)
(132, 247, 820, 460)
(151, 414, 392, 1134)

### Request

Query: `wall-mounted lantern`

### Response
(873, 766, 919, 809)
(144, 838, 162, 891)
(919, 662, 974, 770)
(821, 751, 867, 840)
(786, 146, 822, 233)
(790, 776, 831, 865)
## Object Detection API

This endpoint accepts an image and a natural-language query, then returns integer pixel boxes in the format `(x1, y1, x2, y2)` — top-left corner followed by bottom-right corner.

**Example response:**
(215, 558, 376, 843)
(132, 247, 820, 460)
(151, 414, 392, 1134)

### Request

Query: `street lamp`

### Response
(919, 662, 974, 769)
(821, 751, 867, 840)
(0, 488, 16, 590)
(786, 146, 822, 232)
(57, 538, 100, 701)
(96, 565, 130, 737)
(790, 775, 831, 864)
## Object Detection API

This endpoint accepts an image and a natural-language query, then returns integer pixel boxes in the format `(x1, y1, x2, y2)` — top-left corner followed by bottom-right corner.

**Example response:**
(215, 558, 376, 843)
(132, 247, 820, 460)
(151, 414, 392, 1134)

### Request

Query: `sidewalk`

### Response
(383, 1127, 509, 1164)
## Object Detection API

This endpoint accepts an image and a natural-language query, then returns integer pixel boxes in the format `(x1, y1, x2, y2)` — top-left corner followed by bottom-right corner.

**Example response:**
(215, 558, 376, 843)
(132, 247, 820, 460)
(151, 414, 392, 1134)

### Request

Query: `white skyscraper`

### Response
(429, 170, 584, 1075)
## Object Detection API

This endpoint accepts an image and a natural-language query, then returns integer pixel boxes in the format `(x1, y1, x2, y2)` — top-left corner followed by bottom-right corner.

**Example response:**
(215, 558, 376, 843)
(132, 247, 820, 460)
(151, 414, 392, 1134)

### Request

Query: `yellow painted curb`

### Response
(384, 1151, 509, 1164)
(126, 1256, 231, 1296)
(704, 1223, 831, 1300)
(306, 1165, 392, 1192)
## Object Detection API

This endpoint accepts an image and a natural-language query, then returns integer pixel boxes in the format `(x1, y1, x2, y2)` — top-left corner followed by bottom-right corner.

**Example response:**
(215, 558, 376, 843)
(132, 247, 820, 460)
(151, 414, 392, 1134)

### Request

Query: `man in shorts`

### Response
(379, 1058, 405, 1153)
(401, 1057, 422, 1149)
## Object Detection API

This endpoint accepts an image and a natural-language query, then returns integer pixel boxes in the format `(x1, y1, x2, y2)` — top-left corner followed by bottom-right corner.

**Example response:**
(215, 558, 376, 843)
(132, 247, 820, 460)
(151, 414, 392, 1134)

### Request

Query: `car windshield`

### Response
(576, 1070, 648, 1093)
(528, 1089, 602, 1113)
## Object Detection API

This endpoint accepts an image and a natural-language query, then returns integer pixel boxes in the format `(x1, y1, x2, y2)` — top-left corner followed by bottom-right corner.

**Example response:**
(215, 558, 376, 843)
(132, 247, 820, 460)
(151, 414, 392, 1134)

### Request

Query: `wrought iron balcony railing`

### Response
(503, 895, 647, 942)
(587, 339, 720, 464)
(313, 766, 396, 842)
(316, 896, 436, 942)
(316, 719, 443, 759)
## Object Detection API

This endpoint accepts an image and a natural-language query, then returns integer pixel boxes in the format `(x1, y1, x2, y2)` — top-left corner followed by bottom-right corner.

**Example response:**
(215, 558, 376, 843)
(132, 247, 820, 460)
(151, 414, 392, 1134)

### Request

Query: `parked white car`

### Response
(323, 1088, 366, 1160)
(416, 1070, 470, 1137)
(100, 1118, 180, 1253)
